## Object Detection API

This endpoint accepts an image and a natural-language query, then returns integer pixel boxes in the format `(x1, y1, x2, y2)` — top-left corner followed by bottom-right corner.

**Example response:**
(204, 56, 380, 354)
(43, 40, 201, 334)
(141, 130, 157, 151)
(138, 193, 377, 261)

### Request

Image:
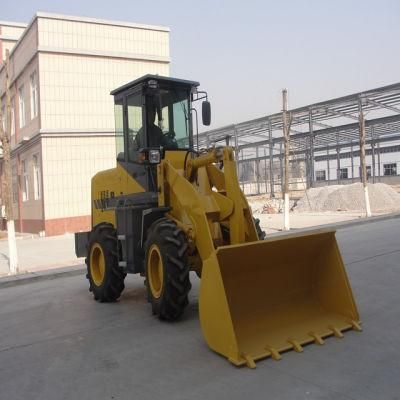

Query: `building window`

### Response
(339, 168, 348, 179)
(316, 170, 326, 181)
(12, 165, 18, 203)
(384, 163, 397, 176)
(33, 154, 41, 200)
(19, 86, 26, 128)
(10, 99, 15, 136)
(22, 159, 29, 201)
(30, 72, 38, 119)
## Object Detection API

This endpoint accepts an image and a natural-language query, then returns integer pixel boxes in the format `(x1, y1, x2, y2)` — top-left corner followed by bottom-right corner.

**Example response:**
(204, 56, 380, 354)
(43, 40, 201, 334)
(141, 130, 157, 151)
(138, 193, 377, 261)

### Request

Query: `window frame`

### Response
(19, 86, 26, 128)
(339, 168, 348, 180)
(383, 163, 397, 176)
(316, 170, 326, 181)
(30, 71, 38, 119)
(33, 154, 41, 200)
(21, 159, 29, 202)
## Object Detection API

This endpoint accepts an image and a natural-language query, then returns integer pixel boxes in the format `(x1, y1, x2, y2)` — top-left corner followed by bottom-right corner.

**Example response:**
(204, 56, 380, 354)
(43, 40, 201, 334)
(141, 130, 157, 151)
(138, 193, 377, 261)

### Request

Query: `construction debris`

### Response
(248, 196, 296, 214)
(294, 183, 400, 213)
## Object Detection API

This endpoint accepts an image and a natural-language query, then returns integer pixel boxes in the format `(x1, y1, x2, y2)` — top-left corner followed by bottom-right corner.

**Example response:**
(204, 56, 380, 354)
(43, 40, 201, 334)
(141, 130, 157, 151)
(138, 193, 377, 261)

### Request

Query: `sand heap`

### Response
(294, 182, 400, 213)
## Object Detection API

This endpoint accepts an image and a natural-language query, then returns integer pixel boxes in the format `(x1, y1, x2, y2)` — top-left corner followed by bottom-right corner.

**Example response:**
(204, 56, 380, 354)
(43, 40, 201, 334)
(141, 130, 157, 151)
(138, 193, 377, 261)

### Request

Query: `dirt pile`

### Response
(294, 183, 400, 212)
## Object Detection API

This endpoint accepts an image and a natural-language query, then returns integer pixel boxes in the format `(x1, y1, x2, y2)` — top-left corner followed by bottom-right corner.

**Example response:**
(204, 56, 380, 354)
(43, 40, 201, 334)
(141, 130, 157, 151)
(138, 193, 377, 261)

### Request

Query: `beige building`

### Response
(0, 12, 170, 235)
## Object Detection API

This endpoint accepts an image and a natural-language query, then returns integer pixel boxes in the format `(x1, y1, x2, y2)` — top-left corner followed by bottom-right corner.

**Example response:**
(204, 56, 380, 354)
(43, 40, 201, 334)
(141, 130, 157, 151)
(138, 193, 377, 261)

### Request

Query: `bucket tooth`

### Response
(287, 338, 303, 353)
(308, 332, 325, 345)
(348, 320, 362, 331)
(329, 325, 344, 338)
(265, 346, 282, 361)
(242, 354, 256, 369)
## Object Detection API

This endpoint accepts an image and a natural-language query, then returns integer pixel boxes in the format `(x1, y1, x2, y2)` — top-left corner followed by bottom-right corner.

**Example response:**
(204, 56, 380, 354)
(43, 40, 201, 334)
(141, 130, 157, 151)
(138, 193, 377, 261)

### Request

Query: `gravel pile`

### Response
(294, 182, 400, 212)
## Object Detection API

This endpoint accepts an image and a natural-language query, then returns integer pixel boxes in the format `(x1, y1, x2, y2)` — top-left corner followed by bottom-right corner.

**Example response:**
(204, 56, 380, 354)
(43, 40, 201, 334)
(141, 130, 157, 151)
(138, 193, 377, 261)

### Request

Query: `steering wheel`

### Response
(162, 131, 178, 149)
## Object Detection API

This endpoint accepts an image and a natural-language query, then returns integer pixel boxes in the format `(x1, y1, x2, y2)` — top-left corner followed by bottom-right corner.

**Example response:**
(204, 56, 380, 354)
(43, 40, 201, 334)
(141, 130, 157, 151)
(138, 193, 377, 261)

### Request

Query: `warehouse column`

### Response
(282, 89, 290, 230)
(350, 141, 354, 182)
(233, 126, 239, 175)
(358, 97, 372, 217)
(371, 127, 376, 183)
(241, 151, 245, 191)
(336, 133, 341, 184)
(263, 147, 268, 194)
(377, 140, 381, 181)
(279, 142, 284, 193)
(308, 109, 315, 188)
(255, 146, 260, 194)
(268, 119, 275, 198)
(327, 147, 330, 184)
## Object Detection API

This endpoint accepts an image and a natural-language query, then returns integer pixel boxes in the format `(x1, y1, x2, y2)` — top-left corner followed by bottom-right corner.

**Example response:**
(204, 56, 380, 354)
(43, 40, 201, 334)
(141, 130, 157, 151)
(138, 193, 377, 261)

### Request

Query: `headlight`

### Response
(148, 149, 161, 164)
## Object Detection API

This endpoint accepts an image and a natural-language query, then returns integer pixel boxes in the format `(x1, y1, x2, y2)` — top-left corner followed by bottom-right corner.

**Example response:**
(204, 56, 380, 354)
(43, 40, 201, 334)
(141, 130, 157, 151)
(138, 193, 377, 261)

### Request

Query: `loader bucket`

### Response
(199, 228, 361, 368)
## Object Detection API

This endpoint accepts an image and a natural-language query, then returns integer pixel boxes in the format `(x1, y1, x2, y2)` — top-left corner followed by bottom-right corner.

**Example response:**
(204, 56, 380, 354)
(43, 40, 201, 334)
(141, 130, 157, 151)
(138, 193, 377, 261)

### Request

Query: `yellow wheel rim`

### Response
(147, 244, 164, 299)
(90, 243, 106, 286)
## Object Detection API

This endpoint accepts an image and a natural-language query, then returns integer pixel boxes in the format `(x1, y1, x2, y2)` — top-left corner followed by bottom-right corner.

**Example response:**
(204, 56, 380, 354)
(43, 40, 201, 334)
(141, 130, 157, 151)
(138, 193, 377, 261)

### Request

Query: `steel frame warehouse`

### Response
(198, 82, 400, 196)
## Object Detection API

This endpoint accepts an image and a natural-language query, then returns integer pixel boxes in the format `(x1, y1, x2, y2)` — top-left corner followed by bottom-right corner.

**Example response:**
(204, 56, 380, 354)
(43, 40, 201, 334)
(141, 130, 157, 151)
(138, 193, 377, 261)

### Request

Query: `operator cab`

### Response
(112, 75, 208, 159)
(111, 74, 211, 191)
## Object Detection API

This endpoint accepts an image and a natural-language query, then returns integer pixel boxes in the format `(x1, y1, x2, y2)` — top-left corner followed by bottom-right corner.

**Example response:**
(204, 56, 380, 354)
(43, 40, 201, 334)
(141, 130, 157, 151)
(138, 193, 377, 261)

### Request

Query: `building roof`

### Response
(110, 75, 200, 96)
(0, 20, 27, 28)
(35, 12, 169, 32)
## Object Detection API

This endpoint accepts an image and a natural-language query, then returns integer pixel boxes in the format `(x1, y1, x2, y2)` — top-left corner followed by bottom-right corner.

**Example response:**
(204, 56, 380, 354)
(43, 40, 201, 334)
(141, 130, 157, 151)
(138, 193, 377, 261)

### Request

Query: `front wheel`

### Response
(144, 218, 191, 320)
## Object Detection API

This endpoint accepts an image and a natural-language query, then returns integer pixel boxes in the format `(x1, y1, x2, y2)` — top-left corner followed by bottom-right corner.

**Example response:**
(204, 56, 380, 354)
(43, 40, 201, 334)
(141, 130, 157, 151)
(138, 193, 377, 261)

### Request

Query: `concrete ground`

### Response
(0, 218, 399, 399)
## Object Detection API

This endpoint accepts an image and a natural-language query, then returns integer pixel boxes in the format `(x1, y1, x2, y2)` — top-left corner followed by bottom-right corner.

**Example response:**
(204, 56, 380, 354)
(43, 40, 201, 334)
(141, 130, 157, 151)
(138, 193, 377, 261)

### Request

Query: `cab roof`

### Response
(110, 74, 200, 96)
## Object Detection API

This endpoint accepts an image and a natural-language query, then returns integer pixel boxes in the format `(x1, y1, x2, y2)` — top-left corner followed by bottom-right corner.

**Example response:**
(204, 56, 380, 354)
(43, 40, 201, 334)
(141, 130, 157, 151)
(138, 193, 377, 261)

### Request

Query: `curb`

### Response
(264, 212, 400, 238)
(0, 264, 85, 289)
(321, 211, 400, 231)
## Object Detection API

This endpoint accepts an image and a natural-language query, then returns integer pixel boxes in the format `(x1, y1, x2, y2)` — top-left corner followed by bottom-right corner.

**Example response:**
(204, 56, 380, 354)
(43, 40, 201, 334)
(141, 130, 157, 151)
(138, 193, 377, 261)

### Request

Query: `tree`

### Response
(0, 50, 18, 274)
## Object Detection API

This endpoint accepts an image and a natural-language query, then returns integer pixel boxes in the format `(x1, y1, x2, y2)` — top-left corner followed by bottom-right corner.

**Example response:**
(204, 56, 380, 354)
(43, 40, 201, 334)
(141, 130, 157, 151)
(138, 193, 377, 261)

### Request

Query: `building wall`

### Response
(15, 56, 40, 140)
(0, 23, 26, 61)
(0, 25, 26, 38)
(41, 135, 115, 222)
(17, 141, 43, 224)
(314, 147, 400, 181)
(39, 53, 169, 131)
(0, 13, 170, 235)
(8, 21, 38, 79)
(37, 16, 169, 60)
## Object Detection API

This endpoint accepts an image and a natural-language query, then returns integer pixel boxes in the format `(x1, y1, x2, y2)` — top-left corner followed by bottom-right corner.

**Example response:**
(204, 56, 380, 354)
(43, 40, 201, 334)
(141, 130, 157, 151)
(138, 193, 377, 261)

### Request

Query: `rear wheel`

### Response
(86, 224, 126, 302)
(145, 218, 191, 320)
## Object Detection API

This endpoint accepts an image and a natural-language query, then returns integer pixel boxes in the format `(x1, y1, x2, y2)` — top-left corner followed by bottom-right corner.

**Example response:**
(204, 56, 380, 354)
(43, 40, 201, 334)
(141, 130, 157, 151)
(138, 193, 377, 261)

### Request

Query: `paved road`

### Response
(0, 219, 399, 400)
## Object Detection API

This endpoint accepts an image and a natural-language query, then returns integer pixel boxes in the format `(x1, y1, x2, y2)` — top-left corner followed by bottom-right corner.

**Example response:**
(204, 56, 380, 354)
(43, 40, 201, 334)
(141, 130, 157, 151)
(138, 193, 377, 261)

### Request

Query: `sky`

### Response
(2, 0, 400, 129)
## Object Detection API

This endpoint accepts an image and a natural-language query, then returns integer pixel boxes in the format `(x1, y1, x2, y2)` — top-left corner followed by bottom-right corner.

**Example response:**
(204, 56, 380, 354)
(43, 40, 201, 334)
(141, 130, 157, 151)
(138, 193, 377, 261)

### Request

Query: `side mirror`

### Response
(202, 101, 211, 126)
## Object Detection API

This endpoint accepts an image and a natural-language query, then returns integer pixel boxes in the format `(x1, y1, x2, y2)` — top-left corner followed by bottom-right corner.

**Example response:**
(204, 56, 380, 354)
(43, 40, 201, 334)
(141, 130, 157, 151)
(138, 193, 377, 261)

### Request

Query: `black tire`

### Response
(144, 218, 191, 321)
(254, 218, 266, 240)
(85, 223, 126, 302)
(220, 217, 266, 242)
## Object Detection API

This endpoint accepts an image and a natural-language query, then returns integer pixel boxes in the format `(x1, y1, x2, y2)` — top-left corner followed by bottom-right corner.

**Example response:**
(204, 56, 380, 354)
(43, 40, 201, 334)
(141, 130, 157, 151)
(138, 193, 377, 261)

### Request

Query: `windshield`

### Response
(149, 87, 191, 149)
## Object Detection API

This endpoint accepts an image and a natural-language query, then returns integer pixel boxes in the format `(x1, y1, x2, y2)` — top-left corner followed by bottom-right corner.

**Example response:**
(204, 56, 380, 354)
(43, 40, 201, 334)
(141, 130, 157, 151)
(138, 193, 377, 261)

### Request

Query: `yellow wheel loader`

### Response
(75, 75, 361, 368)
